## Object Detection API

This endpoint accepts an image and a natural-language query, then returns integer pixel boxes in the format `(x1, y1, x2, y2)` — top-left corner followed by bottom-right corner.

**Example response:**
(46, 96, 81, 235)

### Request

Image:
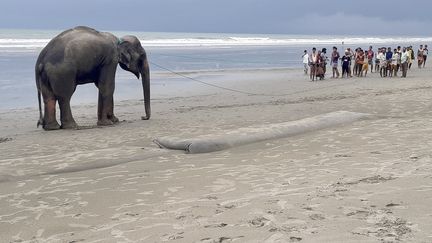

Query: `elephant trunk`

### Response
(141, 56, 151, 120)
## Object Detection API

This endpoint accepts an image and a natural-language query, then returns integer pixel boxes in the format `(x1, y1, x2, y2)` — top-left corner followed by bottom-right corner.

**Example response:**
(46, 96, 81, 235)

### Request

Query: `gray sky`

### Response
(1, 0, 431, 35)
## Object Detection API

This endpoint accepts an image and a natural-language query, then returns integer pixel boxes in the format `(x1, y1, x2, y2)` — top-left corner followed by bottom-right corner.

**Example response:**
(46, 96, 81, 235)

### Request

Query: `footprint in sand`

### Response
(248, 216, 270, 227)
(207, 178, 236, 193)
(309, 213, 325, 221)
(0, 137, 12, 143)
(199, 236, 244, 243)
(351, 208, 413, 241)
(204, 222, 228, 228)
(264, 233, 302, 243)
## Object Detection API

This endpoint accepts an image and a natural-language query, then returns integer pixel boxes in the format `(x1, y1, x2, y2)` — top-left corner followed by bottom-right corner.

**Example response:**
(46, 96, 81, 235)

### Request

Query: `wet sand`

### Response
(1, 67, 432, 242)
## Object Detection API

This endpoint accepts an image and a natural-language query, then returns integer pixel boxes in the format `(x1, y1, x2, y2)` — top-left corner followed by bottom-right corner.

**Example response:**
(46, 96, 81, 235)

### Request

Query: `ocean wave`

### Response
(0, 36, 430, 49)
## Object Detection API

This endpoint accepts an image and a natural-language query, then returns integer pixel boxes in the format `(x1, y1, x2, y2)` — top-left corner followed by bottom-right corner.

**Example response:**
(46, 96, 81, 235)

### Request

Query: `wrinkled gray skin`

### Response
(35, 26, 150, 130)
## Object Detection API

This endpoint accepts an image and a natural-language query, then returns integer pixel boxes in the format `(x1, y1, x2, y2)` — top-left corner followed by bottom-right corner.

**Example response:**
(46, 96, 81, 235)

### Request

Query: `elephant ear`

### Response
(118, 41, 132, 69)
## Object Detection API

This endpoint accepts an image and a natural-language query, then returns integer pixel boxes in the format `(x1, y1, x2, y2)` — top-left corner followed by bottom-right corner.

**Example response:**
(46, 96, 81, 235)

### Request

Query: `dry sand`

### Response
(1, 67, 432, 242)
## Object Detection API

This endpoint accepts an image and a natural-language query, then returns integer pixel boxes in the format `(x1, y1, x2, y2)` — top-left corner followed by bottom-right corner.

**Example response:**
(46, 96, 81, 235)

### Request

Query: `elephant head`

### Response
(118, 36, 151, 120)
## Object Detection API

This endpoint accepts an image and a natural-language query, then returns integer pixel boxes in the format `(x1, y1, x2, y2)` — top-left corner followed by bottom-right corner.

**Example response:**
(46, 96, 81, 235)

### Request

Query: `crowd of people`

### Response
(302, 44, 429, 81)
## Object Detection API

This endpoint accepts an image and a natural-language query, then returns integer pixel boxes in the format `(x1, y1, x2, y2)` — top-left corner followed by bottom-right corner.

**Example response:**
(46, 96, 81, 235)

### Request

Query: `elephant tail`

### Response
(36, 63, 44, 128)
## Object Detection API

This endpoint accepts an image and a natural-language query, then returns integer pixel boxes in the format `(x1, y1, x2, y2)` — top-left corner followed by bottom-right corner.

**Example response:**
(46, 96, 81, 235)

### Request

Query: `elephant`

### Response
(35, 26, 150, 130)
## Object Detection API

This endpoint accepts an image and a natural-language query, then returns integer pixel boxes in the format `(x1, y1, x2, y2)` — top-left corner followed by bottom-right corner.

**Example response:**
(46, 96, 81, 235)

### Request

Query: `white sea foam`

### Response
(0, 36, 430, 49)
(140, 36, 432, 47)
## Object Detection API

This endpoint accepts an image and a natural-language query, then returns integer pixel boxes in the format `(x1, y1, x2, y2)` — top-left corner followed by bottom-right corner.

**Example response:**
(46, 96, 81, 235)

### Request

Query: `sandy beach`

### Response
(1, 66, 432, 242)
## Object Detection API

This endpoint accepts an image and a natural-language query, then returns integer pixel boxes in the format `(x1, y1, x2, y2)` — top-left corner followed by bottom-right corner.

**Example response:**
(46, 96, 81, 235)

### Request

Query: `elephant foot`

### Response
(109, 115, 119, 124)
(97, 119, 114, 126)
(61, 121, 78, 129)
(43, 121, 61, 131)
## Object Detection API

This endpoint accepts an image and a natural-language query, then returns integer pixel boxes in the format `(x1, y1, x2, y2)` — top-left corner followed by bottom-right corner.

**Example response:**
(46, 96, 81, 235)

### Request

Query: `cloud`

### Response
(281, 12, 431, 36)
(0, 0, 431, 35)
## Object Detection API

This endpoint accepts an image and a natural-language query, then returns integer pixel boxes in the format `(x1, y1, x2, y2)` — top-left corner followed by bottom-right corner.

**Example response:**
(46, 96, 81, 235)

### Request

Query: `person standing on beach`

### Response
(396, 46, 402, 72)
(346, 48, 354, 77)
(385, 47, 393, 77)
(367, 46, 374, 73)
(375, 48, 381, 73)
(355, 49, 365, 77)
(408, 46, 414, 69)
(377, 49, 387, 77)
(353, 48, 360, 76)
(316, 50, 325, 80)
(341, 52, 351, 78)
(331, 46, 340, 78)
(309, 47, 318, 80)
(320, 48, 328, 78)
(385, 47, 393, 62)
(401, 47, 409, 78)
(423, 45, 428, 67)
(361, 53, 369, 77)
(302, 50, 309, 74)
(392, 49, 399, 77)
(417, 45, 424, 68)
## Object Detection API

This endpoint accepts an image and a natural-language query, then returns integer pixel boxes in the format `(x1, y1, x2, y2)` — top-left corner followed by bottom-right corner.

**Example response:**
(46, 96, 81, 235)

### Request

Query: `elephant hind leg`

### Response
(43, 96, 60, 130)
(58, 97, 77, 129)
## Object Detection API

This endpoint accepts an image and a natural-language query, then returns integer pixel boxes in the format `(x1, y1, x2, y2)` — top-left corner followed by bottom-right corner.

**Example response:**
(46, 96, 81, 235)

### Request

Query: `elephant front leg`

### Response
(97, 93, 118, 126)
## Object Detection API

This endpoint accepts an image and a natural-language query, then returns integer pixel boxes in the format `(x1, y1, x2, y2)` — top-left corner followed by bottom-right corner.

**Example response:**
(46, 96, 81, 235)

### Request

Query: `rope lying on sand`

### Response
(150, 61, 258, 95)
(150, 61, 359, 97)
(154, 111, 371, 154)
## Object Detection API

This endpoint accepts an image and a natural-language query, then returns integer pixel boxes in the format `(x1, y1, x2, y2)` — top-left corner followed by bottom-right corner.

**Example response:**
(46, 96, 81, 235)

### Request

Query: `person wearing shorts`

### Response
(331, 46, 340, 78)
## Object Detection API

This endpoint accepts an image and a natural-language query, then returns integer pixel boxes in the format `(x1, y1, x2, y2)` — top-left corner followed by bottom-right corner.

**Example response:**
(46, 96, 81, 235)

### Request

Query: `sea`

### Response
(0, 28, 430, 110)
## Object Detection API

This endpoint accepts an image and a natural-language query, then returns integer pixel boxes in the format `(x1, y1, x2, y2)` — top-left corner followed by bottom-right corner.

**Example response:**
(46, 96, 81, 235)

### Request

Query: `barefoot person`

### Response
(392, 48, 399, 77)
(331, 46, 340, 78)
(341, 52, 351, 78)
(309, 47, 318, 81)
(417, 45, 424, 68)
(408, 46, 414, 69)
(361, 54, 369, 77)
(423, 45, 428, 68)
(320, 48, 328, 78)
(355, 49, 365, 77)
(401, 47, 409, 78)
(302, 50, 309, 74)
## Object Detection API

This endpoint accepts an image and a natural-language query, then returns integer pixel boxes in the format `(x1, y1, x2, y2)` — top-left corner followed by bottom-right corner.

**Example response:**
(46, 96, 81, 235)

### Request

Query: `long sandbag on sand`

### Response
(154, 111, 371, 154)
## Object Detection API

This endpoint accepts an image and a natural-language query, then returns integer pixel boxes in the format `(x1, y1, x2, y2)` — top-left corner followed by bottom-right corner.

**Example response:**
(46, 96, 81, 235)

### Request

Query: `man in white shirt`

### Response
(376, 49, 387, 77)
(302, 50, 309, 74)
